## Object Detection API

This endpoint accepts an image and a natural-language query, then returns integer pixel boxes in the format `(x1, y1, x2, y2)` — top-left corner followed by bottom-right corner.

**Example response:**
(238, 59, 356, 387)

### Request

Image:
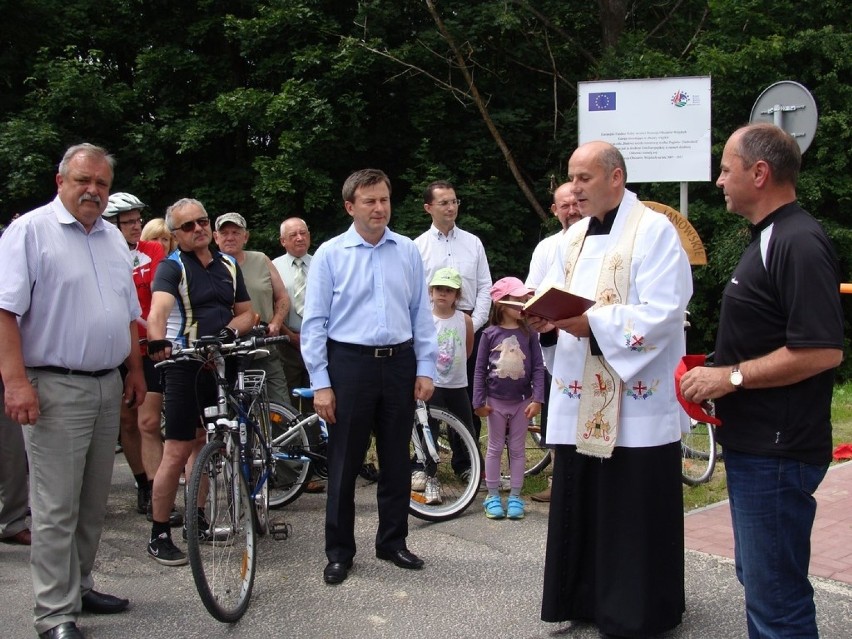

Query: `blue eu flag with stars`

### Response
(589, 92, 616, 111)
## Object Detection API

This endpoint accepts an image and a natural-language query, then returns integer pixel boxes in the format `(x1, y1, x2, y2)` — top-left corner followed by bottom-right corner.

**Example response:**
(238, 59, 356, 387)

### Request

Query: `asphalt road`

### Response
(3, 457, 852, 638)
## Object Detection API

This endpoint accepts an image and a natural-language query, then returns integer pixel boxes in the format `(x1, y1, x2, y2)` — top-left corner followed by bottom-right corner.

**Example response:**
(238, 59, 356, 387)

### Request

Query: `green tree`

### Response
(0, 0, 849, 374)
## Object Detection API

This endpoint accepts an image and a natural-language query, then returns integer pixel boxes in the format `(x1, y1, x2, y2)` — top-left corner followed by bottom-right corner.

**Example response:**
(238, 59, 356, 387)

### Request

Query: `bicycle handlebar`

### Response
(155, 333, 290, 366)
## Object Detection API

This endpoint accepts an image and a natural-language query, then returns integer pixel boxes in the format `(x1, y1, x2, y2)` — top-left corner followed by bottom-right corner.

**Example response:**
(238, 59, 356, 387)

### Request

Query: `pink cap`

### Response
(491, 277, 531, 302)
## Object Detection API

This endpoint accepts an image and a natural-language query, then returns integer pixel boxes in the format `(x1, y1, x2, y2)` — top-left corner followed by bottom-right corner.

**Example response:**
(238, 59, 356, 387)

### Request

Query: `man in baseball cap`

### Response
(214, 211, 246, 230)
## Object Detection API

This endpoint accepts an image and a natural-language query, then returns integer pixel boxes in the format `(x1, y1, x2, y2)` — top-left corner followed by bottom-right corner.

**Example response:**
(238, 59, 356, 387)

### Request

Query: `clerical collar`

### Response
(586, 205, 619, 236)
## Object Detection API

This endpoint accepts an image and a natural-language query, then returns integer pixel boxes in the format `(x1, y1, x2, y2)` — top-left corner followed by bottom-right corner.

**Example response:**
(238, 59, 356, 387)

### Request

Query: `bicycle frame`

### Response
(198, 345, 274, 518)
(161, 335, 287, 528)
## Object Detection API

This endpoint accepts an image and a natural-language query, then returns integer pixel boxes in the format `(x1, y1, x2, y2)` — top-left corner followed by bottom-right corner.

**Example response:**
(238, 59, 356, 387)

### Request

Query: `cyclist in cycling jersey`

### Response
(145, 198, 255, 566)
(104, 193, 182, 528)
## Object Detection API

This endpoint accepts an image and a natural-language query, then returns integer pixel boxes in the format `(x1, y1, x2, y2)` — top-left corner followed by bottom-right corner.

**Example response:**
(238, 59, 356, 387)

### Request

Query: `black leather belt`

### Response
(32, 366, 115, 378)
(329, 339, 414, 358)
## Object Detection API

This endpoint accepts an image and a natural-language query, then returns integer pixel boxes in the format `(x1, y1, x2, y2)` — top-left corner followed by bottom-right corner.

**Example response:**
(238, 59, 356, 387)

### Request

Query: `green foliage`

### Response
(0, 0, 850, 369)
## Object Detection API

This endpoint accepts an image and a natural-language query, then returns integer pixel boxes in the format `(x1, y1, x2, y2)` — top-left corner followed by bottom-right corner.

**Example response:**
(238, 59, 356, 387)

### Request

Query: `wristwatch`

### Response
(730, 366, 744, 390)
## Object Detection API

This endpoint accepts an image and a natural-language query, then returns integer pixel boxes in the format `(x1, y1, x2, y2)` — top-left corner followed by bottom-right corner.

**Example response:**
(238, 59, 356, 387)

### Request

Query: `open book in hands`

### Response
(498, 285, 596, 322)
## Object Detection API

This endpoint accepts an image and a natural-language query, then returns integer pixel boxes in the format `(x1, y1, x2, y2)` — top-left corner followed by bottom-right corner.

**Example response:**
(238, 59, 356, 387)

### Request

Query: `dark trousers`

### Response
(429, 386, 476, 474)
(324, 341, 416, 563)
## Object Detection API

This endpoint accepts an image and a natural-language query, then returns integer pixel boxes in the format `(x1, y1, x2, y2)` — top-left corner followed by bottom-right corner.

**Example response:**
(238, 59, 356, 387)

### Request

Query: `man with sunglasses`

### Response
(103, 193, 183, 527)
(144, 198, 254, 566)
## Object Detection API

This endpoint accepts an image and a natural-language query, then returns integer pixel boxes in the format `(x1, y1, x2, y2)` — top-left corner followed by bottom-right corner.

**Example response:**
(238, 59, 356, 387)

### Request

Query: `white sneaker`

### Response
(424, 478, 442, 505)
(411, 470, 428, 492)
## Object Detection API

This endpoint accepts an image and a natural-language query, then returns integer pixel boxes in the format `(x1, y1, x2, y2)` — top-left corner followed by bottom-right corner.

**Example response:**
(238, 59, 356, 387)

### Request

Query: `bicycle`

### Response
(158, 329, 291, 622)
(681, 410, 719, 486)
(284, 389, 482, 522)
(677, 315, 720, 486)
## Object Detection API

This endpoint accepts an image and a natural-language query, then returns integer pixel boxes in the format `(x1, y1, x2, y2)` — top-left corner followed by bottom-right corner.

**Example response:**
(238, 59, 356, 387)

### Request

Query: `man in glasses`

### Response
(103, 193, 183, 528)
(144, 198, 255, 566)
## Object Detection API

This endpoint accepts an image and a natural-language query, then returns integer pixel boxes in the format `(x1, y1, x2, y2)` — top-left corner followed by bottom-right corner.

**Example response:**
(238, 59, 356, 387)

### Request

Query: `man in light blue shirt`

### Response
(301, 168, 437, 585)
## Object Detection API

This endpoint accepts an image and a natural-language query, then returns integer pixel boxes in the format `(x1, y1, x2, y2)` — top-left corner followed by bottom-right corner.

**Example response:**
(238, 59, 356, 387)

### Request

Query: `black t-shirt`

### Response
(714, 202, 843, 465)
(153, 249, 250, 346)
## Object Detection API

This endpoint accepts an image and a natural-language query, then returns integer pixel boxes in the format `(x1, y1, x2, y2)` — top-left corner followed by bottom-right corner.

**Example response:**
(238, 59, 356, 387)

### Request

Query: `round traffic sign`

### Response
(750, 81, 818, 153)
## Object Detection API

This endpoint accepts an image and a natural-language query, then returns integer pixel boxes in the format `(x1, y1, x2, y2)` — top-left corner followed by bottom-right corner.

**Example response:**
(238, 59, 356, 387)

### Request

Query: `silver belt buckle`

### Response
(374, 347, 393, 358)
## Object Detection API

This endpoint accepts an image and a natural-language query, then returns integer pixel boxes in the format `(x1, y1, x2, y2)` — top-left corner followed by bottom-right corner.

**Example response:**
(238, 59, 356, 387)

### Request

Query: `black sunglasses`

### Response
(172, 217, 210, 233)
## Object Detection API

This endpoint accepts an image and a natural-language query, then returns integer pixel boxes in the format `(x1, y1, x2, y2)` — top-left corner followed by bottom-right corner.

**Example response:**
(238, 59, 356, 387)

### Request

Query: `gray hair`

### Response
(598, 144, 628, 182)
(279, 217, 309, 237)
(165, 198, 207, 231)
(58, 143, 115, 176)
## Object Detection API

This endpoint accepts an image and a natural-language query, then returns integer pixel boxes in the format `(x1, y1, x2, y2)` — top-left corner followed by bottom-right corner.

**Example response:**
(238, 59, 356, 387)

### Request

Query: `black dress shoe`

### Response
(81, 590, 129, 614)
(39, 621, 84, 639)
(323, 560, 352, 585)
(376, 548, 424, 569)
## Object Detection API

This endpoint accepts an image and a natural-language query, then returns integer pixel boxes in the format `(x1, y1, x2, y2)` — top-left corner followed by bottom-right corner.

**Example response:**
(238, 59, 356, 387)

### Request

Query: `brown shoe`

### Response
(530, 487, 551, 502)
(1, 528, 32, 545)
(304, 480, 326, 493)
(531, 477, 552, 503)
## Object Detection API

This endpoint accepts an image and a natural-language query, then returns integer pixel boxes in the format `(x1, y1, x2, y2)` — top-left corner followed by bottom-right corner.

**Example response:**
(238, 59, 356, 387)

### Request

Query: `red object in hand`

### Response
(674, 354, 722, 426)
(832, 443, 852, 460)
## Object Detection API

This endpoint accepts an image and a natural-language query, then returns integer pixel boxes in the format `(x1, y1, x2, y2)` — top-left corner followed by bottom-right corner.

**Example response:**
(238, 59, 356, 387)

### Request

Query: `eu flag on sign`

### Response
(589, 92, 616, 111)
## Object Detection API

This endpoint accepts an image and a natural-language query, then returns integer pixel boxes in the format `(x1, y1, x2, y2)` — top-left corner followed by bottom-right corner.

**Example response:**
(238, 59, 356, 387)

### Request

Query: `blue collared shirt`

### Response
(301, 224, 437, 390)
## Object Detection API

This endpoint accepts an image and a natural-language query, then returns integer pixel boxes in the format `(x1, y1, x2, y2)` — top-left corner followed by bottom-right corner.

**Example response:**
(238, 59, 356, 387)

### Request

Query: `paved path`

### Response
(2, 458, 852, 638)
(685, 459, 852, 584)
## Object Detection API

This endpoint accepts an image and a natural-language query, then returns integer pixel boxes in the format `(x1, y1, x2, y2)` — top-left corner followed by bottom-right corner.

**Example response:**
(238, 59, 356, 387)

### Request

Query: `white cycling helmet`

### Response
(104, 192, 146, 217)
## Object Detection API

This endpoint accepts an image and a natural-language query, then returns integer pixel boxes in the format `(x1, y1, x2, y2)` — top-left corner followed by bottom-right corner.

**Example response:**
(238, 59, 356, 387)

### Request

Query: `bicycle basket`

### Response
(242, 370, 268, 415)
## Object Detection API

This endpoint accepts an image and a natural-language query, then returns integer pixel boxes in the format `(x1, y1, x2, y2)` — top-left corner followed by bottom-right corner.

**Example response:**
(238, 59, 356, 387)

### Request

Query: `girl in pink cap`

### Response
(473, 277, 546, 519)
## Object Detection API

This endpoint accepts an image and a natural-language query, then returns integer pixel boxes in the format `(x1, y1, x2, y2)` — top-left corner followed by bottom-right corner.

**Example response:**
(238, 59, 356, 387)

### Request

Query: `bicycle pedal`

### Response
(269, 520, 292, 541)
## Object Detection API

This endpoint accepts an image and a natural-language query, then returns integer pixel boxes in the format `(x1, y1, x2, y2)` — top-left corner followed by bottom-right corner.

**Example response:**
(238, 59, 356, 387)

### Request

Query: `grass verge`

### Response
(680, 380, 852, 511)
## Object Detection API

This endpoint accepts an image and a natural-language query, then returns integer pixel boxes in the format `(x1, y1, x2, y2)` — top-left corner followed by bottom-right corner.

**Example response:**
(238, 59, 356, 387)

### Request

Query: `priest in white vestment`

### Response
(534, 141, 692, 637)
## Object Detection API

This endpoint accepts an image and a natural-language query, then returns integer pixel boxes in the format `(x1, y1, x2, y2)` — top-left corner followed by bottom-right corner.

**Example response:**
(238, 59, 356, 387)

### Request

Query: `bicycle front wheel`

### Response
(681, 419, 717, 485)
(409, 406, 482, 522)
(186, 439, 257, 623)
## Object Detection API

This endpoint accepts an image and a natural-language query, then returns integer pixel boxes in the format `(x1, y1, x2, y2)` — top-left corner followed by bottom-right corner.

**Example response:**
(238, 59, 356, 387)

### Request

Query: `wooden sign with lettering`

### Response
(641, 201, 707, 266)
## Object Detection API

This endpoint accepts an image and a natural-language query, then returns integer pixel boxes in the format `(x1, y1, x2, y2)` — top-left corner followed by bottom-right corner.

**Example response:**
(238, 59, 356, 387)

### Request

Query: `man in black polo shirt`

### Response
(679, 123, 843, 638)
(145, 198, 255, 566)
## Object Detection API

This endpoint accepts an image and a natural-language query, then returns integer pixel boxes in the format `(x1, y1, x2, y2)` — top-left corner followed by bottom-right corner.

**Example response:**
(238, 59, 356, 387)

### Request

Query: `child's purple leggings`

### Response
(484, 396, 530, 491)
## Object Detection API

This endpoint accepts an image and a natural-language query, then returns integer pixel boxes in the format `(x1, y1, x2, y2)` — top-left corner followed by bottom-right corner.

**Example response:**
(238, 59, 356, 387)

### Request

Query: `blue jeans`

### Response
(724, 448, 828, 639)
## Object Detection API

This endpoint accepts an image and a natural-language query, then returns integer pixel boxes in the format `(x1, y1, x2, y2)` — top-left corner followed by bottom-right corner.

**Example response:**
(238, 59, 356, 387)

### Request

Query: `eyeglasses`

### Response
(117, 217, 144, 227)
(434, 199, 461, 207)
(172, 217, 210, 233)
